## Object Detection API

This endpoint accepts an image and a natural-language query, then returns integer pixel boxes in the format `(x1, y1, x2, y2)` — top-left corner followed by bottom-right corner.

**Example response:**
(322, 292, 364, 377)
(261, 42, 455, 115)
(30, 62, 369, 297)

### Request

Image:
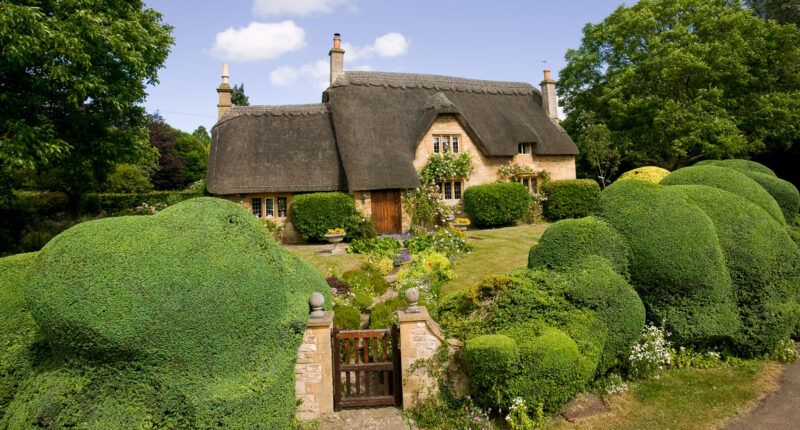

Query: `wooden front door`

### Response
(371, 190, 402, 234)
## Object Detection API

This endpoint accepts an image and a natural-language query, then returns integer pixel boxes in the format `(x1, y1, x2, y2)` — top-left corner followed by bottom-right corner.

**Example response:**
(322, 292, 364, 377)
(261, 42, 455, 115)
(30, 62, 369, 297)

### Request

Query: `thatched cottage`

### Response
(207, 34, 578, 234)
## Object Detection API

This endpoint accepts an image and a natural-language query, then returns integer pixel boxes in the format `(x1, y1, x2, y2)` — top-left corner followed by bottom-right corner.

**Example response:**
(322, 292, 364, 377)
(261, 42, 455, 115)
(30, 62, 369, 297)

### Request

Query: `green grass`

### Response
(443, 223, 549, 295)
(288, 246, 365, 276)
(548, 360, 782, 430)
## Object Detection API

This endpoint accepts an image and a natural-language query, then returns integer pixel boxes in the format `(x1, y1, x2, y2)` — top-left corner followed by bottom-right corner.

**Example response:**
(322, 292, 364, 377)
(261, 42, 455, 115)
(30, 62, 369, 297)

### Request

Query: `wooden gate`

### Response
(331, 325, 402, 410)
(371, 190, 402, 234)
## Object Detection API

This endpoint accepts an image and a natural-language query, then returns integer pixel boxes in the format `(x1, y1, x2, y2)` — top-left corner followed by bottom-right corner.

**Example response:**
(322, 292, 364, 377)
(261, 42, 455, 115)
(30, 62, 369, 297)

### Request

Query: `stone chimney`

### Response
(540, 69, 558, 121)
(216, 63, 232, 120)
(329, 33, 345, 86)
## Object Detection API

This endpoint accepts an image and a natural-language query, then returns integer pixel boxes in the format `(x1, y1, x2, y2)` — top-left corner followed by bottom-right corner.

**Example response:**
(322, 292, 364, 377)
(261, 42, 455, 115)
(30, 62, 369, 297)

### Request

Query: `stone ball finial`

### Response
(404, 287, 420, 313)
(309, 292, 325, 318)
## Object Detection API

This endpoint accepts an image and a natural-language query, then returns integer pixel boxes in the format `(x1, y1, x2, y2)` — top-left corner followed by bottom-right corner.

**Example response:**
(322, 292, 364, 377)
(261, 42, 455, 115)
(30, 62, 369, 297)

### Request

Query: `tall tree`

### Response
(747, 0, 800, 25)
(192, 126, 211, 147)
(0, 0, 173, 203)
(231, 83, 250, 106)
(559, 0, 800, 171)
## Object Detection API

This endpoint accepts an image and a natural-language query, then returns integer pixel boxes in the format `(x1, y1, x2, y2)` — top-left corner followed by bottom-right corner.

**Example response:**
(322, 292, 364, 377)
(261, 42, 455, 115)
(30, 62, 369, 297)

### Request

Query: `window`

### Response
(518, 176, 539, 193)
(277, 197, 287, 217)
(518, 142, 532, 154)
(439, 180, 464, 200)
(251, 198, 262, 218)
(433, 135, 460, 153)
(264, 197, 275, 218)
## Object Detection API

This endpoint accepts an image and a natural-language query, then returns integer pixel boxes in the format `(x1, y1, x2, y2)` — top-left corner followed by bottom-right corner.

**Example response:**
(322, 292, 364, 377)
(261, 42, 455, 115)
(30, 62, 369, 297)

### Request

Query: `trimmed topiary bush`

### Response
(528, 216, 630, 276)
(541, 179, 600, 221)
(290, 192, 360, 241)
(669, 185, 800, 355)
(8, 198, 331, 428)
(661, 165, 785, 224)
(79, 190, 200, 215)
(615, 166, 670, 184)
(696, 159, 776, 177)
(463, 182, 530, 227)
(597, 179, 740, 347)
(464, 334, 520, 404)
(739, 171, 800, 223)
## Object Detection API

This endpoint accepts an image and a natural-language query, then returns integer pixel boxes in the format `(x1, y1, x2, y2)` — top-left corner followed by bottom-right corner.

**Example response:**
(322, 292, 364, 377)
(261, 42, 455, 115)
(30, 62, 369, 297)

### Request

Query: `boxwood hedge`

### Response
(528, 216, 630, 276)
(615, 166, 670, 184)
(670, 185, 800, 355)
(739, 171, 800, 223)
(541, 179, 601, 221)
(7, 198, 331, 428)
(290, 192, 361, 241)
(661, 165, 785, 225)
(463, 182, 531, 227)
(696, 159, 776, 177)
(597, 179, 740, 347)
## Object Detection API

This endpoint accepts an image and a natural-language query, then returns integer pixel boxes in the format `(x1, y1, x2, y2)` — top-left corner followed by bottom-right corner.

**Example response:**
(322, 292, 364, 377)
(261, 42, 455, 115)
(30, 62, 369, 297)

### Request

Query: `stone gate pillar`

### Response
(295, 308, 334, 421)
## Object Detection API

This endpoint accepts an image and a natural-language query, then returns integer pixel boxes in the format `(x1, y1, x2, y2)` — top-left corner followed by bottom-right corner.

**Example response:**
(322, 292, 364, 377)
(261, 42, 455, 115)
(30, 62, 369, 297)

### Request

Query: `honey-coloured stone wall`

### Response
(295, 312, 334, 421)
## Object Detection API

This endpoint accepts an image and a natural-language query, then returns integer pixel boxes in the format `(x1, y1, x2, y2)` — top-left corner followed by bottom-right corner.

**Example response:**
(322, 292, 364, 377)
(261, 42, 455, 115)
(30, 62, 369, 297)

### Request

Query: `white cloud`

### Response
(341, 32, 408, 62)
(209, 21, 306, 62)
(252, 0, 346, 17)
(270, 59, 328, 89)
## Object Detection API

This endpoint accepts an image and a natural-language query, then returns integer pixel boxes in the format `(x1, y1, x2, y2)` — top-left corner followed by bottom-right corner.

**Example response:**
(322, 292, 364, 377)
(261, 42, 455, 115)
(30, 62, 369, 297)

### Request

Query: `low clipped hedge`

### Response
(290, 192, 360, 241)
(740, 171, 800, 222)
(541, 179, 600, 221)
(334, 306, 361, 330)
(598, 179, 740, 347)
(8, 198, 331, 428)
(615, 166, 670, 184)
(463, 182, 530, 227)
(80, 190, 201, 214)
(528, 216, 630, 276)
(696, 159, 776, 177)
(670, 185, 800, 355)
(661, 165, 785, 224)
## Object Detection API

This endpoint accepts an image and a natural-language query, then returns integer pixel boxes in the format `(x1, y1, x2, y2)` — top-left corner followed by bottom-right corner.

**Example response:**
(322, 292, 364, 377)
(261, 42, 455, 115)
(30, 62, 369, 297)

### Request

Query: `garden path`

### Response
(318, 407, 415, 430)
(725, 355, 800, 430)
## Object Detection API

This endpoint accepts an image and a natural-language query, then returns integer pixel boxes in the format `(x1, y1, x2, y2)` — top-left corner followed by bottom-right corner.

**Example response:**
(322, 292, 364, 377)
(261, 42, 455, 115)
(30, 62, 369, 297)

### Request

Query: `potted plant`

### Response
(452, 217, 471, 231)
(324, 228, 346, 243)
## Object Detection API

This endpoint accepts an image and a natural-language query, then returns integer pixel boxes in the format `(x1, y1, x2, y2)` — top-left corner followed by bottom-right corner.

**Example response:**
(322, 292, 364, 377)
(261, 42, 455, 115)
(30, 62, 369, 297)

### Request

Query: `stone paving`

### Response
(318, 407, 414, 430)
(725, 353, 800, 430)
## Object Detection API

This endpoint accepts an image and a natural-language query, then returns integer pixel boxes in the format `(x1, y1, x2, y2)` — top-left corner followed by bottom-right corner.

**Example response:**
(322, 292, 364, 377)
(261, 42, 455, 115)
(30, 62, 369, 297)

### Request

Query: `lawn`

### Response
(288, 245, 365, 276)
(443, 223, 549, 295)
(548, 360, 782, 430)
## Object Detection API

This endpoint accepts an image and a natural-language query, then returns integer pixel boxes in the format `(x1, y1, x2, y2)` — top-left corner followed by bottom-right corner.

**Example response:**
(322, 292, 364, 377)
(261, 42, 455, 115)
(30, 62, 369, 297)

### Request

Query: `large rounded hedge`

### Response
(9, 198, 331, 428)
(463, 182, 530, 227)
(670, 185, 800, 355)
(661, 165, 785, 224)
(696, 159, 776, 176)
(528, 216, 630, 276)
(290, 192, 360, 241)
(740, 171, 800, 223)
(615, 166, 670, 184)
(541, 179, 601, 221)
(597, 179, 740, 347)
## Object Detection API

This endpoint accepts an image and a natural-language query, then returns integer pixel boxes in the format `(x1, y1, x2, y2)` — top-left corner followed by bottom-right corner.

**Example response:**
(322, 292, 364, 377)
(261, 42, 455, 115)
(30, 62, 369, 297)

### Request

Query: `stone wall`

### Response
(295, 311, 334, 421)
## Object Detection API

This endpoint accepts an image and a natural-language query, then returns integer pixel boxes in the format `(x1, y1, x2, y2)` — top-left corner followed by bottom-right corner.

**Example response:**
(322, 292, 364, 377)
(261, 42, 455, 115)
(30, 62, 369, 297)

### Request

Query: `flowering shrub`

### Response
(498, 162, 550, 183)
(403, 179, 452, 227)
(397, 250, 454, 304)
(627, 322, 672, 379)
(326, 276, 355, 308)
(670, 346, 722, 369)
(392, 250, 412, 266)
(365, 256, 394, 276)
(524, 193, 548, 223)
(602, 373, 629, 395)
(506, 397, 544, 430)
(419, 148, 474, 183)
(767, 339, 800, 363)
(458, 397, 492, 430)
(406, 226, 472, 258)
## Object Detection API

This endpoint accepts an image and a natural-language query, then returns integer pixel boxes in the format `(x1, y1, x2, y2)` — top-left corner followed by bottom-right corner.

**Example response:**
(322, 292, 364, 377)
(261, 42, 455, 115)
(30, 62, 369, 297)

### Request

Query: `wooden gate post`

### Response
(295, 308, 334, 421)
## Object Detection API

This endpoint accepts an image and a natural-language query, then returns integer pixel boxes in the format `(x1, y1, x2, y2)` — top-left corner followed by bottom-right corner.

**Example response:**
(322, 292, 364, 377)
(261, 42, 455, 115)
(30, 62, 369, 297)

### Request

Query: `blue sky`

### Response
(143, 0, 634, 133)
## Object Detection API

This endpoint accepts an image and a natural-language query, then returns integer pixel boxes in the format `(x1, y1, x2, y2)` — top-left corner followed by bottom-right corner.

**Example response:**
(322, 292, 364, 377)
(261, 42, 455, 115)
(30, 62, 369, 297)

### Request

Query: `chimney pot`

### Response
(222, 63, 230, 84)
(329, 33, 344, 85)
(543, 69, 551, 81)
(333, 33, 341, 50)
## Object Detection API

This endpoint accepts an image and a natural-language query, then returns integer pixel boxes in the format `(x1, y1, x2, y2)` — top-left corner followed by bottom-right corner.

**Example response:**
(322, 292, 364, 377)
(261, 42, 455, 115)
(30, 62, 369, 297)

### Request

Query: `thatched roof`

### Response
(207, 104, 346, 194)
(207, 71, 577, 194)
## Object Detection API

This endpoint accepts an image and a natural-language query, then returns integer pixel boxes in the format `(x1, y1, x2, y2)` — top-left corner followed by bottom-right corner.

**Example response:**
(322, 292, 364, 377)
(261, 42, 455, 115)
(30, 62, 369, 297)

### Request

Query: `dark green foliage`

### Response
(541, 179, 601, 221)
(0, 253, 38, 414)
(7, 198, 331, 428)
(368, 297, 407, 329)
(528, 216, 630, 275)
(661, 165, 785, 224)
(669, 185, 800, 355)
(347, 216, 378, 241)
(463, 335, 519, 403)
(104, 163, 154, 193)
(742, 171, 800, 222)
(173, 133, 208, 184)
(462, 182, 531, 227)
(231, 83, 250, 106)
(696, 159, 777, 177)
(563, 257, 645, 373)
(334, 306, 361, 330)
(598, 179, 740, 347)
(79, 190, 200, 214)
(290, 192, 360, 241)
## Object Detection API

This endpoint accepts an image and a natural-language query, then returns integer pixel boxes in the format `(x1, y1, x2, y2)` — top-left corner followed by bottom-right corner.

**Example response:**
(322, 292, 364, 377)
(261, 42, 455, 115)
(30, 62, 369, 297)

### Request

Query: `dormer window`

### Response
(518, 142, 532, 155)
(434, 135, 460, 153)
